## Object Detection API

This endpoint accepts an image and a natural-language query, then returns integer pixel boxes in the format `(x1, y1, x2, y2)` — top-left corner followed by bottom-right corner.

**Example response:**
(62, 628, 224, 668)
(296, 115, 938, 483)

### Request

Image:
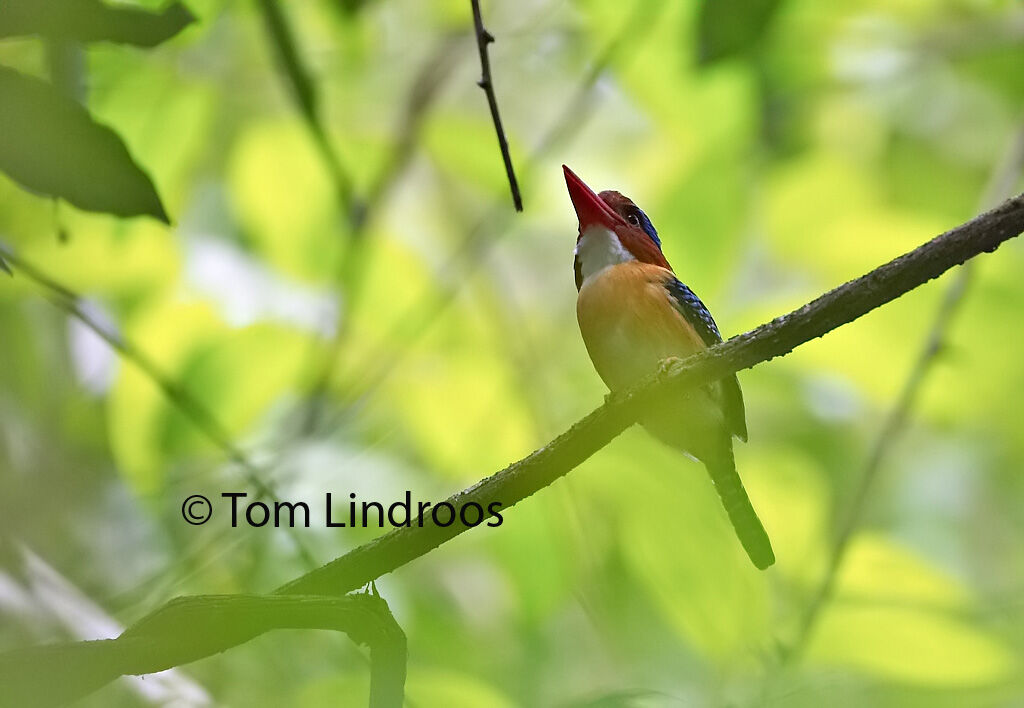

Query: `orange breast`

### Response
(576, 262, 707, 392)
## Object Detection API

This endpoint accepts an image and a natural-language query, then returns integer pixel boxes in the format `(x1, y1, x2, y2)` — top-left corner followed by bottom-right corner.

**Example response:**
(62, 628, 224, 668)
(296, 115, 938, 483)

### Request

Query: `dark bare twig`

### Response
(0, 593, 405, 708)
(5, 193, 1024, 702)
(325, 1, 665, 418)
(778, 123, 1024, 667)
(0, 246, 319, 570)
(470, 0, 523, 212)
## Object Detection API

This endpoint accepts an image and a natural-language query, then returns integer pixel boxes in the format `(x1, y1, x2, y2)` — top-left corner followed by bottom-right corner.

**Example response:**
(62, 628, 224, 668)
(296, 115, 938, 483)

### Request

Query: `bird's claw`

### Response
(657, 356, 683, 377)
(603, 390, 624, 406)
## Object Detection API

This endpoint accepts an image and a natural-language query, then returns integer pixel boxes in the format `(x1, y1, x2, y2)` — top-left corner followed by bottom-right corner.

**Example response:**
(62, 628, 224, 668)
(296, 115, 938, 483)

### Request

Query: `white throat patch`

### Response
(575, 225, 634, 285)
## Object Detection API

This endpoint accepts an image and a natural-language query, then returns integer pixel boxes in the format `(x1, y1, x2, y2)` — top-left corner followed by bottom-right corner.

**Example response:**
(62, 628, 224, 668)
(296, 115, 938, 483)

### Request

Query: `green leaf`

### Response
(696, 0, 783, 65)
(108, 302, 314, 493)
(227, 120, 341, 281)
(405, 669, 517, 708)
(0, 67, 168, 222)
(806, 535, 1017, 686)
(807, 604, 1016, 686)
(834, 535, 972, 610)
(0, 0, 195, 46)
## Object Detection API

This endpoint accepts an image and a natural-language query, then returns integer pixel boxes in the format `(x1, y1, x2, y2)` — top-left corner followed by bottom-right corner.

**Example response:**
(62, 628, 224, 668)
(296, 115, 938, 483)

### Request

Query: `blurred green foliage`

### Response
(1, 0, 1023, 706)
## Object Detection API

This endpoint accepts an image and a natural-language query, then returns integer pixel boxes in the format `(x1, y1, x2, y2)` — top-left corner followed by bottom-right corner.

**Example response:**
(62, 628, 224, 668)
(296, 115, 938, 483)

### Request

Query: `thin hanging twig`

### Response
(470, 0, 523, 212)
(327, 0, 666, 418)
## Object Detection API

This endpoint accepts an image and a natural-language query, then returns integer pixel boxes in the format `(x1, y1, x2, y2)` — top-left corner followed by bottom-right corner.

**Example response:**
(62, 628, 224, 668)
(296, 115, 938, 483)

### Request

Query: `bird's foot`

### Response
(657, 356, 684, 377)
(604, 388, 633, 406)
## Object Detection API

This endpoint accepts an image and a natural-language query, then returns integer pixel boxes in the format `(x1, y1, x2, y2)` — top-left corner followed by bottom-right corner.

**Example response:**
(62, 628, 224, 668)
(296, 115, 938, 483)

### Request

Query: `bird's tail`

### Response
(704, 445, 775, 569)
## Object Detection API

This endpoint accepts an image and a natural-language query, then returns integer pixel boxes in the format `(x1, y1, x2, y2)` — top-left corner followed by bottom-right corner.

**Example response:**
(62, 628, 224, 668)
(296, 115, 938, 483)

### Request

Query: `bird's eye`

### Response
(626, 211, 641, 226)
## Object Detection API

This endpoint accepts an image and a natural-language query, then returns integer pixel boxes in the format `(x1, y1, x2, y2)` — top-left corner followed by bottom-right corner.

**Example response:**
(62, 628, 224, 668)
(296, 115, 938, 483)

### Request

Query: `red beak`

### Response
(563, 164, 625, 232)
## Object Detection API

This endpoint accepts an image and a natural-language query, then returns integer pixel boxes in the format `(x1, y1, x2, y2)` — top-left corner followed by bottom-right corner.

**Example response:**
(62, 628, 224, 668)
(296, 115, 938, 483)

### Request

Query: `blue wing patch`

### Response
(664, 278, 722, 346)
(664, 277, 748, 442)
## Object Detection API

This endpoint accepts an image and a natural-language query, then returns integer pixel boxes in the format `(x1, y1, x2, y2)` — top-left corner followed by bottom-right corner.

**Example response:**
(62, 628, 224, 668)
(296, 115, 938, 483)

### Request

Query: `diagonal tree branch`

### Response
(470, 0, 523, 212)
(0, 592, 405, 708)
(279, 192, 1024, 596)
(779, 122, 1024, 667)
(0, 245, 319, 570)
(4, 193, 1023, 702)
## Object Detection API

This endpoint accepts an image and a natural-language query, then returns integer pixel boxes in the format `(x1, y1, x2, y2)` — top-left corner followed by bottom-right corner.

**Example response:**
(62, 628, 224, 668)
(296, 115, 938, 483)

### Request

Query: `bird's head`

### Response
(563, 164, 670, 288)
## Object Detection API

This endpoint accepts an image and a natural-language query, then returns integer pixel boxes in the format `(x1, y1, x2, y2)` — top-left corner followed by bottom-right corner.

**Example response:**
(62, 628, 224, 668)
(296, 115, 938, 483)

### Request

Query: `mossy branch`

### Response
(0, 593, 405, 708)
(3, 193, 1023, 705)
(279, 192, 1024, 596)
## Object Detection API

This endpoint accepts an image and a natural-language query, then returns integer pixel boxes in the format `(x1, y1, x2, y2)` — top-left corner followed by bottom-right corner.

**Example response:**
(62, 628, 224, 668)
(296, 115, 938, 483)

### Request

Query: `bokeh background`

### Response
(2, 0, 1024, 705)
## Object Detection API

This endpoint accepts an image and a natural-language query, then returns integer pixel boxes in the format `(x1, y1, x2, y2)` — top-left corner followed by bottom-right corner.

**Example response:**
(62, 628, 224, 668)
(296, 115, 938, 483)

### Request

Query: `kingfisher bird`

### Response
(564, 164, 774, 570)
